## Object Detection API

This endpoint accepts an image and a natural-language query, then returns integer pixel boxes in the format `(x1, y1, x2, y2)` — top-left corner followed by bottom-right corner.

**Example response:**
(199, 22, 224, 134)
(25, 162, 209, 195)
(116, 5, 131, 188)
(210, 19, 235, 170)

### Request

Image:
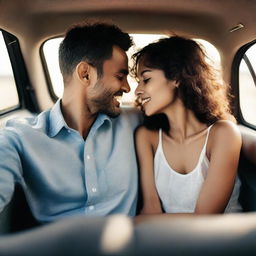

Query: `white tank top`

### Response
(154, 126, 242, 213)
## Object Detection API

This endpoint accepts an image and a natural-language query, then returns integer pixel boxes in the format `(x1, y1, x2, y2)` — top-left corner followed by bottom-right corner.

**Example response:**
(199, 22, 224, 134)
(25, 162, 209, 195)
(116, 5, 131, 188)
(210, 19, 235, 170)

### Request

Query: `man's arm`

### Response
(0, 130, 22, 213)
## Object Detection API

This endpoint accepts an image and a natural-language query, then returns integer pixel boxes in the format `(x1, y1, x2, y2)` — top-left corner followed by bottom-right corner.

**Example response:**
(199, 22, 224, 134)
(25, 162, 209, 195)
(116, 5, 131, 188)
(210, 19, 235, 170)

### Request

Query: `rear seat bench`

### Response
(238, 125, 256, 211)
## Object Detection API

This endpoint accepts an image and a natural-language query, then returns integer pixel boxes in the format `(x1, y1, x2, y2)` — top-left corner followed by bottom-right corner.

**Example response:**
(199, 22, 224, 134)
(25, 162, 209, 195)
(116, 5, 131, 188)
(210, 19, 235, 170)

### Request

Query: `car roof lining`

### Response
(0, 0, 255, 110)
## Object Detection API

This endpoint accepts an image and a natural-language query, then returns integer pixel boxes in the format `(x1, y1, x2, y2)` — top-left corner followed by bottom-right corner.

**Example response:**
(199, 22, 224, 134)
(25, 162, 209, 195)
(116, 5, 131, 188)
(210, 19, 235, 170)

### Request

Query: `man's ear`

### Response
(75, 61, 92, 85)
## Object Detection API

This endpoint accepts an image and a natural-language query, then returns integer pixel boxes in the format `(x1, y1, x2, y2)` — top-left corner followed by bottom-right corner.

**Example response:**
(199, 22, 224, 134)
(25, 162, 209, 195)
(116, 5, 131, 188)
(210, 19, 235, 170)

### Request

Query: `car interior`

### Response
(0, 0, 256, 255)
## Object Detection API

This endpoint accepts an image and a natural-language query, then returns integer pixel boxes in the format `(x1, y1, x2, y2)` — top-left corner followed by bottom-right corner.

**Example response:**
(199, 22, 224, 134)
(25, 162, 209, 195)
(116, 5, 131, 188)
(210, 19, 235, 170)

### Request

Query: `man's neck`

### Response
(61, 93, 97, 139)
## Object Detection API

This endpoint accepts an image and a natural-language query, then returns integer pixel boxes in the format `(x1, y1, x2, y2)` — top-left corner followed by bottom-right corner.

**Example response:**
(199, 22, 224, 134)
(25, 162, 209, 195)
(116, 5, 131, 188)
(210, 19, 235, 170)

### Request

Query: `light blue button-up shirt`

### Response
(0, 100, 141, 223)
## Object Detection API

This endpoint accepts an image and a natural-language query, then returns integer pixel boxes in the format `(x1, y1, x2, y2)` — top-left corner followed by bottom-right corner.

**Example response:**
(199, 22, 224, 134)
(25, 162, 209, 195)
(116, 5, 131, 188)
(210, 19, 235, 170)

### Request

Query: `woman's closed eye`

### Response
(143, 78, 151, 84)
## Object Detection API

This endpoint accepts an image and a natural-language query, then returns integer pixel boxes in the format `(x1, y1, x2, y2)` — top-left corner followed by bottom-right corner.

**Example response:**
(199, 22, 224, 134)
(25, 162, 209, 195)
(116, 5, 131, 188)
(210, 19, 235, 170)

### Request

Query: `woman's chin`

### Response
(141, 104, 156, 116)
(144, 109, 154, 116)
(143, 107, 164, 117)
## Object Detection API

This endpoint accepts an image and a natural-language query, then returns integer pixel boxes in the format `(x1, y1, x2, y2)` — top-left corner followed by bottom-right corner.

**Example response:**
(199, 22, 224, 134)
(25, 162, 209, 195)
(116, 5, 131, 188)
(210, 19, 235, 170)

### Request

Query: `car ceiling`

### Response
(1, 0, 255, 43)
(0, 0, 255, 109)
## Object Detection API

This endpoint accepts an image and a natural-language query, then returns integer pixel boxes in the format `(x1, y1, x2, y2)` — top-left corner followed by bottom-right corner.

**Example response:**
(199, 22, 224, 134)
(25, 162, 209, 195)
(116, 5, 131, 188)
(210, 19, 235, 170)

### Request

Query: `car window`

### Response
(42, 34, 221, 106)
(0, 30, 19, 113)
(239, 42, 256, 127)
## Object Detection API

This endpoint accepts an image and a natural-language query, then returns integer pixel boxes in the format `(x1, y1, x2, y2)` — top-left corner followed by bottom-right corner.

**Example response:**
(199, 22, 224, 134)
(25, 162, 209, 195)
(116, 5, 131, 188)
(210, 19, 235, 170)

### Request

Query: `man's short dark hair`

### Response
(59, 21, 133, 81)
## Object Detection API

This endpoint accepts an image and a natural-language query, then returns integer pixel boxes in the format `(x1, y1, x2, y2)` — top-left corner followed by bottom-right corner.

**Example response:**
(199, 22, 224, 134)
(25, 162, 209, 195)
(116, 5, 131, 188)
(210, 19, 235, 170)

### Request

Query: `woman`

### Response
(132, 36, 242, 216)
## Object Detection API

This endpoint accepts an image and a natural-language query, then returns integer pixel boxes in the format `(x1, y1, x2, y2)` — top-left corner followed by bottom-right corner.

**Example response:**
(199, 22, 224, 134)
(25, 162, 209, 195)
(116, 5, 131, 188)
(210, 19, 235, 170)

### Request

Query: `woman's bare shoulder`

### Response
(135, 126, 159, 145)
(209, 120, 242, 147)
(211, 120, 240, 136)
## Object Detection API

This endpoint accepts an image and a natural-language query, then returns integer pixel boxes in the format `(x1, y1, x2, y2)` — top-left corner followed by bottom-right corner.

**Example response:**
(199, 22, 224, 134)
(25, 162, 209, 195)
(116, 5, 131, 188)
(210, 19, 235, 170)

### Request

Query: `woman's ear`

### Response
(173, 80, 180, 88)
(169, 80, 179, 89)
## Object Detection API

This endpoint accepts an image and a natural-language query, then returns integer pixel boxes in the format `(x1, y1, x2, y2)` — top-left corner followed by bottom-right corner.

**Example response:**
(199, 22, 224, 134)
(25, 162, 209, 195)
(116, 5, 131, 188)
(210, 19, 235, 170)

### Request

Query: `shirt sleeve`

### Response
(0, 129, 23, 213)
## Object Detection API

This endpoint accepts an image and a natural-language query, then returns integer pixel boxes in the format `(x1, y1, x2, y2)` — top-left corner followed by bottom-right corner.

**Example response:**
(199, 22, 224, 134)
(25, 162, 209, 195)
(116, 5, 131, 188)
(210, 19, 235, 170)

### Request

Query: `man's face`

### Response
(87, 46, 130, 117)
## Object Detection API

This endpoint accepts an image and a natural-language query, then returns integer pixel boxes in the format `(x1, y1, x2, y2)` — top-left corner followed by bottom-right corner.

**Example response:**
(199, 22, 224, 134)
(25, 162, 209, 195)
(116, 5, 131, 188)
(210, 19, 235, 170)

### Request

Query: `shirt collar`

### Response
(48, 99, 112, 137)
(90, 113, 112, 134)
(48, 99, 70, 137)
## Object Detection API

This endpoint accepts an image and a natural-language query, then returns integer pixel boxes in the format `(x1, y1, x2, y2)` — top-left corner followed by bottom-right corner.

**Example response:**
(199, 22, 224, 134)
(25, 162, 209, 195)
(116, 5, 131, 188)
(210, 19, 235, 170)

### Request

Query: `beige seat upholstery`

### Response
(238, 126, 256, 211)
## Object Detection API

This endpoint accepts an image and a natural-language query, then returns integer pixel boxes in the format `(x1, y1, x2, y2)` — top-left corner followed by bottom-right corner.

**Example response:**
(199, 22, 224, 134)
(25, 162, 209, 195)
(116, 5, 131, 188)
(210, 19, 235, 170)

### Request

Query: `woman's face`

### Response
(135, 61, 178, 116)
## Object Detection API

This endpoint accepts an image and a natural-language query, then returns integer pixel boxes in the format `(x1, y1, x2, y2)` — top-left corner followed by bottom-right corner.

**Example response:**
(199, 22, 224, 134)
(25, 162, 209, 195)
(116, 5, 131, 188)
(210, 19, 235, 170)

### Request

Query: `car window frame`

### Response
(0, 29, 20, 114)
(232, 39, 256, 130)
(0, 29, 39, 116)
(39, 36, 62, 103)
(41, 35, 222, 105)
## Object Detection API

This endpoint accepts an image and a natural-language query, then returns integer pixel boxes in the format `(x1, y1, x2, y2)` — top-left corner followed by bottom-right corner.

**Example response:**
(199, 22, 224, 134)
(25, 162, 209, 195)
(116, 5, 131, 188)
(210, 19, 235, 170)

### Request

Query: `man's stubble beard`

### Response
(87, 80, 121, 118)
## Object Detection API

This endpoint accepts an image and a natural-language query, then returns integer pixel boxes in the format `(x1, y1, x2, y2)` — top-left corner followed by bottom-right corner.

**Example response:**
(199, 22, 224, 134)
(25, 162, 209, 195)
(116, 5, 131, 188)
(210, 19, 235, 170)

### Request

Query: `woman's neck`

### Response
(164, 99, 207, 143)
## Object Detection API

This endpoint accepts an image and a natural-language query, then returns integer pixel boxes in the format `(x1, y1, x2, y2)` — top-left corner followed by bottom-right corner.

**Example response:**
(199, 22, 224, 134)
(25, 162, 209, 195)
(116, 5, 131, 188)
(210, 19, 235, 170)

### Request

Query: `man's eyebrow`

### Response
(118, 69, 129, 75)
(140, 69, 151, 76)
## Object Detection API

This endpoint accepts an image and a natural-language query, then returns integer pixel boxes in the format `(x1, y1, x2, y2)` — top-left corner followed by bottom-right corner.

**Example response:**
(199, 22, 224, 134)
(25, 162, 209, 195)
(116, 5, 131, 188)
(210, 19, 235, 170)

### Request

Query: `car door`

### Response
(0, 29, 39, 234)
(233, 40, 256, 211)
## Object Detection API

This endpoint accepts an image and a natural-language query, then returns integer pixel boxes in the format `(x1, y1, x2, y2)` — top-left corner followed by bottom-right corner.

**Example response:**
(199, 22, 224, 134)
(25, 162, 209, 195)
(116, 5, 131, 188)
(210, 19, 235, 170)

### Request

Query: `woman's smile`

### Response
(141, 97, 151, 106)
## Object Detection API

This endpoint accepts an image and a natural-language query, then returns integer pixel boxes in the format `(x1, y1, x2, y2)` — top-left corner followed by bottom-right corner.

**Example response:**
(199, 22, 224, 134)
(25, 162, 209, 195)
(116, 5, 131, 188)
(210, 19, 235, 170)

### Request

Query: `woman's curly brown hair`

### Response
(131, 36, 234, 128)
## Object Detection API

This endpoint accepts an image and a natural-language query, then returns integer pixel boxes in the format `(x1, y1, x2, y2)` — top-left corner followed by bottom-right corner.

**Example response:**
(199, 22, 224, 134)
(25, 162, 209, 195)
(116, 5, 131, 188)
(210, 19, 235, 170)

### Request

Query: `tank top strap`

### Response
(158, 125, 214, 157)
(158, 129, 163, 147)
(201, 123, 214, 152)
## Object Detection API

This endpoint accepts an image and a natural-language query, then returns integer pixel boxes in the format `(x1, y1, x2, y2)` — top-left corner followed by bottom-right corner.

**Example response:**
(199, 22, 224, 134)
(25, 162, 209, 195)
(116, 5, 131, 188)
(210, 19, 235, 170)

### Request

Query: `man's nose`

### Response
(122, 79, 131, 93)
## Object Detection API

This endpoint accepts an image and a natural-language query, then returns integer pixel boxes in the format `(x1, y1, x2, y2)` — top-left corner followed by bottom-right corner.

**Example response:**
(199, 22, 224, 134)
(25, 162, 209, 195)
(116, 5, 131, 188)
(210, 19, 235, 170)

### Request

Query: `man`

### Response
(0, 22, 141, 223)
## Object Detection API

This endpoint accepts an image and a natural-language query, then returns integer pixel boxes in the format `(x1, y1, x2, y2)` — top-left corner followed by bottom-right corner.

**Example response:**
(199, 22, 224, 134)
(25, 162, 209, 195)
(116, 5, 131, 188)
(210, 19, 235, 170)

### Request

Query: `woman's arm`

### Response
(195, 120, 242, 213)
(134, 121, 242, 224)
(135, 127, 163, 214)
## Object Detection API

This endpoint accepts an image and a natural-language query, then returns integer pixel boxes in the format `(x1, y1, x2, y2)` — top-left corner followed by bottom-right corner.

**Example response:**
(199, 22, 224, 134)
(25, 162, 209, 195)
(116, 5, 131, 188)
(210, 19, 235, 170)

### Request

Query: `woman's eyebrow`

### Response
(140, 69, 151, 76)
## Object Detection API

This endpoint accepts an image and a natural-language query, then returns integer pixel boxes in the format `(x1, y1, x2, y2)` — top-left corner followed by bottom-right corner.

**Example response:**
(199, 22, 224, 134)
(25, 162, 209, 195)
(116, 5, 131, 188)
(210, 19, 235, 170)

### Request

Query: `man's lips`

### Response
(113, 95, 122, 105)
(113, 91, 123, 106)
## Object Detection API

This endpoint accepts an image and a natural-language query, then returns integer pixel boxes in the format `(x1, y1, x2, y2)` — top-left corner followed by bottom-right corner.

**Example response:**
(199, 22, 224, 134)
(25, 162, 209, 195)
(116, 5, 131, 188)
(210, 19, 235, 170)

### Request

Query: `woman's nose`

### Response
(135, 85, 143, 96)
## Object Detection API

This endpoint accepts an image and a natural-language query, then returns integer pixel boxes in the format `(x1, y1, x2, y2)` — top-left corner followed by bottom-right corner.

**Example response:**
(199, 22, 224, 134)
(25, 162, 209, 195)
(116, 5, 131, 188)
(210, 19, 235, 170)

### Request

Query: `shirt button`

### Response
(67, 129, 71, 133)
(86, 155, 90, 160)
(89, 205, 94, 210)
(92, 187, 97, 193)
